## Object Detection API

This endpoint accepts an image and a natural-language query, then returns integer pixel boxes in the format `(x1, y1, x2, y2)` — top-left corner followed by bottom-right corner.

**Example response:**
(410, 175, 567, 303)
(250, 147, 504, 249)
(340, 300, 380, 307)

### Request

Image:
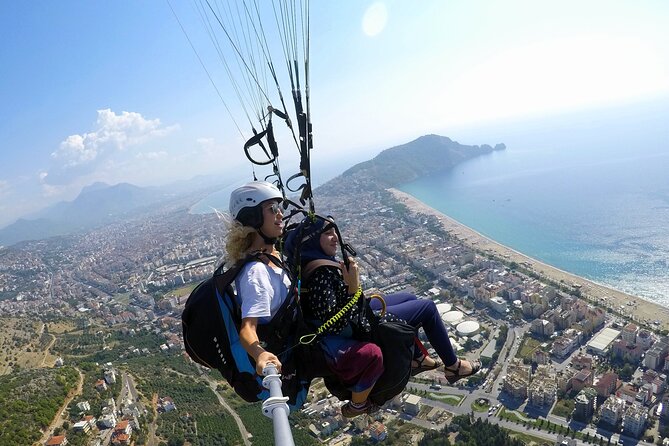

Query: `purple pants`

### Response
(321, 336, 384, 393)
(369, 293, 458, 367)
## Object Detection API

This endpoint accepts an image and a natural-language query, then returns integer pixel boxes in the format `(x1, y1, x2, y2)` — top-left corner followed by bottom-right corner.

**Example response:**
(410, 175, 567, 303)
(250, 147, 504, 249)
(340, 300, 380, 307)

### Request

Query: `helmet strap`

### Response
(258, 228, 278, 246)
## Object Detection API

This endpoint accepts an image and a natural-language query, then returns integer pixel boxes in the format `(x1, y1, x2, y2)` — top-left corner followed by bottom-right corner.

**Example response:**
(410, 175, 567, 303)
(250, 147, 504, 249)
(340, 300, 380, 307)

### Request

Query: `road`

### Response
(204, 376, 252, 446)
(404, 320, 657, 446)
(404, 383, 654, 446)
(40, 331, 56, 367)
(116, 371, 141, 407)
(36, 367, 84, 446)
(407, 323, 527, 417)
(93, 371, 144, 446)
(116, 372, 129, 408)
(147, 394, 159, 446)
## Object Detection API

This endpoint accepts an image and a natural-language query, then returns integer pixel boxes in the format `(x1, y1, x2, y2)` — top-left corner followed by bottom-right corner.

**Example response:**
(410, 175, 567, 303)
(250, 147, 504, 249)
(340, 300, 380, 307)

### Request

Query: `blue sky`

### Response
(1, 0, 669, 228)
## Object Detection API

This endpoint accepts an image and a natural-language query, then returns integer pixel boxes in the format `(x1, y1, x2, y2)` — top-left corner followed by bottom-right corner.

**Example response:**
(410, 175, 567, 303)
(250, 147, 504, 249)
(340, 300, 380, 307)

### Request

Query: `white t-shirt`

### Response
(235, 261, 292, 323)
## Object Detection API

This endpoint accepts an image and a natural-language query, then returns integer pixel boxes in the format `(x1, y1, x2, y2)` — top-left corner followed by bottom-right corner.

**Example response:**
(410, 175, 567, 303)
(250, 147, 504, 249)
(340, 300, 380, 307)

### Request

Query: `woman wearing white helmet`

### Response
(226, 181, 288, 375)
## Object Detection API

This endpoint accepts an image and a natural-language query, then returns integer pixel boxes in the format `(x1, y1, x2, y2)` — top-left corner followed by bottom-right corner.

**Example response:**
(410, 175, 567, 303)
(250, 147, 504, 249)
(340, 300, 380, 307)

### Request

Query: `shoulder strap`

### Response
(228, 250, 298, 319)
(214, 252, 262, 283)
(257, 251, 288, 273)
(302, 259, 340, 281)
(215, 251, 286, 279)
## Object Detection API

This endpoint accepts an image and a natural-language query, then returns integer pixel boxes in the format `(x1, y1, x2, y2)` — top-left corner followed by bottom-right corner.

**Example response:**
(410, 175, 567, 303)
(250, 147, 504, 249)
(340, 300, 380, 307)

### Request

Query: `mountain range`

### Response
(0, 173, 230, 247)
(0, 183, 173, 247)
(0, 135, 504, 247)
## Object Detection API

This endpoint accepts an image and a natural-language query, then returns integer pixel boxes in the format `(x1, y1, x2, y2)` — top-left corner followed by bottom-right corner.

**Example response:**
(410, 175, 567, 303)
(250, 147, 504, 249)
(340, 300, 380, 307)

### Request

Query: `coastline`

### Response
(388, 188, 669, 330)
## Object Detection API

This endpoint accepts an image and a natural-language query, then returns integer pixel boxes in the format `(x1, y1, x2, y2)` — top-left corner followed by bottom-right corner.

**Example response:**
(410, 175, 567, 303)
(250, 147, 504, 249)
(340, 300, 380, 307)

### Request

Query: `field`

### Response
(552, 398, 575, 418)
(0, 317, 56, 375)
(429, 392, 464, 405)
(0, 366, 80, 445)
(46, 321, 77, 334)
(517, 335, 544, 360)
(506, 429, 554, 445)
(471, 398, 490, 412)
(164, 283, 199, 300)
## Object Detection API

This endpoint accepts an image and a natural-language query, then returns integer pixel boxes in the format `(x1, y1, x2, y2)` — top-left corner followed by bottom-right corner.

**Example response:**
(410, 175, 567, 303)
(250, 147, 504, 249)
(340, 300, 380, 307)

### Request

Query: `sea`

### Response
(194, 98, 669, 306)
(401, 98, 669, 306)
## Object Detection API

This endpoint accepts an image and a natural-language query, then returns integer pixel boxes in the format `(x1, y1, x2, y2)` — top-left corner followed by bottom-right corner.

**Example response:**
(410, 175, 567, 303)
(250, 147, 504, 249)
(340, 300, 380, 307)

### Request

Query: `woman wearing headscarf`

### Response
(283, 217, 386, 418)
(283, 216, 480, 416)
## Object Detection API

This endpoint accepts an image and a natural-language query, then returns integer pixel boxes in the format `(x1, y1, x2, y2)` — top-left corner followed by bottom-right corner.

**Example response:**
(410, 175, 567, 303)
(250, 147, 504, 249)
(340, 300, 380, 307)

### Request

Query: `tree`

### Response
(620, 364, 634, 380)
(351, 436, 373, 446)
(167, 435, 185, 446)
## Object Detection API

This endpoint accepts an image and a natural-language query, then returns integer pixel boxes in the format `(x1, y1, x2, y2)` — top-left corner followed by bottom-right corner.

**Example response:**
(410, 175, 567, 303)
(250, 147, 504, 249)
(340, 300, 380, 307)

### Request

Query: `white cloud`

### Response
(55, 134, 97, 167)
(136, 150, 168, 160)
(0, 180, 9, 196)
(41, 183, 66, 198)
(195, 137, 220, 156)
(38, 171, 68, 197)
(45, 109, 178, 185)
(437, 35, 669, 127)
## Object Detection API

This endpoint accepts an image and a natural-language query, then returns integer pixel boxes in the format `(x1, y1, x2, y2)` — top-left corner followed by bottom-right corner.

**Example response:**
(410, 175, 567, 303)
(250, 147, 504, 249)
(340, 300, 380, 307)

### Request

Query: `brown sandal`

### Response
(443, 358, 481, 384)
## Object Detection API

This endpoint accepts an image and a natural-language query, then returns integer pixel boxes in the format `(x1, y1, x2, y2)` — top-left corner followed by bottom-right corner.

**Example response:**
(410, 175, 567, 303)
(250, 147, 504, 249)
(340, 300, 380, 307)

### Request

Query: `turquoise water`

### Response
(401, 100, 669, 305)
(191, 182, 244, 215)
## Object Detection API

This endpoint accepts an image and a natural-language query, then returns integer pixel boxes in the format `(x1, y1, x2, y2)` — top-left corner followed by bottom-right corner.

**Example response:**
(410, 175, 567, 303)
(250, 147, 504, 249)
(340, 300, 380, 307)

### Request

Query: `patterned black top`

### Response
(302, 265, 371, 337)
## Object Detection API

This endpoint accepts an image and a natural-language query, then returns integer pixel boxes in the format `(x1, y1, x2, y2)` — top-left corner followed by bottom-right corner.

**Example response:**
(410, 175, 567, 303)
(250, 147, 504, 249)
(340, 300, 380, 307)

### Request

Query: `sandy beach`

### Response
(388, 188, 669, 331)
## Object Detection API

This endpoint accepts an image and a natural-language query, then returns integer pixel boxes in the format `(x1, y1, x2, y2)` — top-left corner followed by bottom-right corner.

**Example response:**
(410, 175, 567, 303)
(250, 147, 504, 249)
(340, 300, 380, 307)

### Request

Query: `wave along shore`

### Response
(388, 188, 669, 331)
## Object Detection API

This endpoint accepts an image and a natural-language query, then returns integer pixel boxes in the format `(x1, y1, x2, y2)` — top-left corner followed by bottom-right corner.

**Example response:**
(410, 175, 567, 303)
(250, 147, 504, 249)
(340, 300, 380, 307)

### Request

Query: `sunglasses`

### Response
(265, 202, 282, 215)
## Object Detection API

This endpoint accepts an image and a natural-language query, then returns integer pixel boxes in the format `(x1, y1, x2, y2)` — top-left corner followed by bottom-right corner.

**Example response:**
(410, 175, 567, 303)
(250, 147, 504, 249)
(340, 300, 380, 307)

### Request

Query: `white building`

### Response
(622, 323, 638, 344)
(623, 403, 648, 438)
(552, 333, 580, 358)
(101, 398, 116, 415)
(644, 341, 669, 370)
(103, 369, 116, 385)
(161, 397, 177, 412)
(531, 319, 555, 337)
(528, 379, 556, 408)
(72, 420, 92, 433)
(599, 396, 625, 426)
(369, 422, 387, 441)
(636, 329, 653, 350)
(586, 327, 621, 356)
(404, 394, 421, 415)
(98, 414, 117, 429)
(489, 296, 507, 314)
(76, 401, 91, 412)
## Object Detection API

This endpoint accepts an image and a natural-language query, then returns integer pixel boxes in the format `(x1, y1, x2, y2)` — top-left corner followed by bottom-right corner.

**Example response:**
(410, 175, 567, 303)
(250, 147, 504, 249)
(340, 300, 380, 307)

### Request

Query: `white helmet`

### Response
(229, 181, 283, 228)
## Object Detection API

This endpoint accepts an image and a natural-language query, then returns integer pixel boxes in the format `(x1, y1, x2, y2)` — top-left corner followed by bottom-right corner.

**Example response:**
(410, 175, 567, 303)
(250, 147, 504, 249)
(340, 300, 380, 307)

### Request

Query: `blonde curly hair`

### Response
(224, 217, 258, 264)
